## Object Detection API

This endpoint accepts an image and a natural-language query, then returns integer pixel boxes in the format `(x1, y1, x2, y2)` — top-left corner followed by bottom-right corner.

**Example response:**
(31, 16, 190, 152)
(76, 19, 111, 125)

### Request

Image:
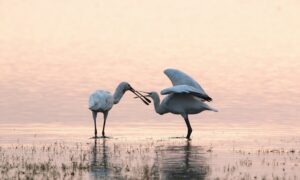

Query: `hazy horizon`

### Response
(1, 0, 299, 129)
(1, 1, 300, 179)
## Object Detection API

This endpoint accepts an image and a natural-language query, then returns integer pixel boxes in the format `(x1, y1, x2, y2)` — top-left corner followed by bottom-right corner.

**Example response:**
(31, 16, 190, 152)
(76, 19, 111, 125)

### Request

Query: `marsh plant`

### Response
(0, 138, 299, 179)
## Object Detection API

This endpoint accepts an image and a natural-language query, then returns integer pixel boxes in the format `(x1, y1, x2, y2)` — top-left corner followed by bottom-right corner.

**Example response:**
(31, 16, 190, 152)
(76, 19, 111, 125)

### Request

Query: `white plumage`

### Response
(143, 68, 217, 139)
(89, 90, 114, 112)
(163, 69, 212, 101)
(161, 85, 207, 99)
(164, 69, 206, 94)
(88, 82, 150, 137)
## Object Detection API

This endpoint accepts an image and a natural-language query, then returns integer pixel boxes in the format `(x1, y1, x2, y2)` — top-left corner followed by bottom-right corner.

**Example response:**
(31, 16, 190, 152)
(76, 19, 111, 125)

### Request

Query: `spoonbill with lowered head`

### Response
(89, 82, 151, 138)
(140, 69, 218, 139)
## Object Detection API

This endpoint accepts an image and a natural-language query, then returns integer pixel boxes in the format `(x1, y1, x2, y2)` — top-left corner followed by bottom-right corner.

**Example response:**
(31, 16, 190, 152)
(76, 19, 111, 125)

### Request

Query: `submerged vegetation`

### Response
(0, 137, 299, 179)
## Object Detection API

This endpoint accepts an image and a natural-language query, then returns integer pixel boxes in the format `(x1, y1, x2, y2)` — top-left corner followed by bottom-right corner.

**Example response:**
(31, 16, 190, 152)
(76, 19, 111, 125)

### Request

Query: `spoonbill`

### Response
(141, 69, 218, 139)
(89, 82, 151, 137)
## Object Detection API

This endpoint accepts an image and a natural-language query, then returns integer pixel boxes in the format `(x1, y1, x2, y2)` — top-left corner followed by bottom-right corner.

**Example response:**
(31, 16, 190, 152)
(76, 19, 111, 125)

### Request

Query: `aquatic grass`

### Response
(0, 138, 299, 179)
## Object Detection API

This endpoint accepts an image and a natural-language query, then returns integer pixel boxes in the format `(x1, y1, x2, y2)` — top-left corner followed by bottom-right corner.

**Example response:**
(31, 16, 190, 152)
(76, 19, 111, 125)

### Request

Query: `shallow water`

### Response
(1, 0, 300, 179)
(1, 123, 300, 180)
(1, 126, 300, 179)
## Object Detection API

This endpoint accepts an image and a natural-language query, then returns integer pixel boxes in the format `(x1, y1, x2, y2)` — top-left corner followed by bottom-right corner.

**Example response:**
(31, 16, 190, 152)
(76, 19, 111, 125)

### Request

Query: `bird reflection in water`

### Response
(89, 139, 209, 179)
(155, 140, 210, 180)
(90, 139, 111, 179)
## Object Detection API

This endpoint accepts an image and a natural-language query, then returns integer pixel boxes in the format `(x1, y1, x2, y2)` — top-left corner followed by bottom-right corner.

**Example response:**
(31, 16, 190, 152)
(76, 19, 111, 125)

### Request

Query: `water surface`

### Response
(1, 0, 300, 179)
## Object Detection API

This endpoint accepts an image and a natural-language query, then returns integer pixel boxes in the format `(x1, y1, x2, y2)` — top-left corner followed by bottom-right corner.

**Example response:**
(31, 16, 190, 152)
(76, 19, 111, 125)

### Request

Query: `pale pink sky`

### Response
(1, 0, 300, 53)
(0, 0, 299, 128)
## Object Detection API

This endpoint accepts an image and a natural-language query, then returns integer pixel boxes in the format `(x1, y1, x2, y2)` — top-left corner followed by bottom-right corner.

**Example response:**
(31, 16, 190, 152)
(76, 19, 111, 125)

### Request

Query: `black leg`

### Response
(92, 111, 97, 137)
(183, 114, 192, 139)
(102, 111, 108, 137)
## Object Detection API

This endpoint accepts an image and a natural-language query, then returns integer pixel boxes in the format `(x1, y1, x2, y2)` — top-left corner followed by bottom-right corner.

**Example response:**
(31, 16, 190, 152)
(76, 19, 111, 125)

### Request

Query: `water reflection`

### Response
(90, 139, 112, 179)
(89, 139, 209, 179)
(156, 140, 209, 179)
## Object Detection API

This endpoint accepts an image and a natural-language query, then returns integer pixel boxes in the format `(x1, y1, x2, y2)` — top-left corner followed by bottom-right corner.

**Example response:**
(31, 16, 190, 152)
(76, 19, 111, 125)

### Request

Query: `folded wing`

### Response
(89, 90, 114, 111)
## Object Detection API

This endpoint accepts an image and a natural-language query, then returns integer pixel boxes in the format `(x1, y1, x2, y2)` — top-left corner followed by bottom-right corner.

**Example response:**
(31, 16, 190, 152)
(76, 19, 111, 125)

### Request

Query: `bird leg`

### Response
(183, 115, 193, 139)
(92, 111, 98, 137)
(102, 111, 108, 137)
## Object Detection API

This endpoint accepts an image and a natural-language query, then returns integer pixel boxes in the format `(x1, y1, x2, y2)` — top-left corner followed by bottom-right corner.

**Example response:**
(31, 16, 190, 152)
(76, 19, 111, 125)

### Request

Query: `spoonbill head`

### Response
(89, 82, 151, 138)
(139, 68, 217, 139)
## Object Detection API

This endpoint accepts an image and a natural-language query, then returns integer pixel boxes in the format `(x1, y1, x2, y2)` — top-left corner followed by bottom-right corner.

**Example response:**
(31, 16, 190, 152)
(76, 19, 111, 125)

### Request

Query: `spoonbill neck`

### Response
(113, 83, 127, 104)
(150, 92, 165, 115)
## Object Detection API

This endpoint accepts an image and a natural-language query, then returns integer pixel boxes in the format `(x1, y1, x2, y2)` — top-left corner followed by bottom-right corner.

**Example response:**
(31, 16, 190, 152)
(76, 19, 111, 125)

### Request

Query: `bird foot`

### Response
(90, 136, 110, 139)
(169, 136, 186, 139)
(186, 137, 192, 141)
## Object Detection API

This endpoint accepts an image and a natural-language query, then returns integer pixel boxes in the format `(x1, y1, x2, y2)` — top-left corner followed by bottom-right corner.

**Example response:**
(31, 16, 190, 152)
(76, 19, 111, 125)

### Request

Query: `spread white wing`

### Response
(163, 68, 212, 101)
(161, 85, 211, 100)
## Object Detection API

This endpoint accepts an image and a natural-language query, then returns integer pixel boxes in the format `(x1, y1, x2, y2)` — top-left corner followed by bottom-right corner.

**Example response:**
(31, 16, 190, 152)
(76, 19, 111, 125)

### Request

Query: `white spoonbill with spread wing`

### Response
(141, 69, 218, 139)
(89, 82, 150, 137)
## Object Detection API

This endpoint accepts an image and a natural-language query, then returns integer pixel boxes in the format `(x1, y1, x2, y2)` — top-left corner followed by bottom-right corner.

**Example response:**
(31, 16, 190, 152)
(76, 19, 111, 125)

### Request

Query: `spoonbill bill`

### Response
(89, 82, 150, 138)
(142, 69, 218, 139)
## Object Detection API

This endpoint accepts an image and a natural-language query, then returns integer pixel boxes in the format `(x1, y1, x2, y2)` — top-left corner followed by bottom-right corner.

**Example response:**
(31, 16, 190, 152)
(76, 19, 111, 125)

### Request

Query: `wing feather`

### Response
(161, 85, 212, 101)
(88, 90, 113, 111)
(163, 68, 212, 101)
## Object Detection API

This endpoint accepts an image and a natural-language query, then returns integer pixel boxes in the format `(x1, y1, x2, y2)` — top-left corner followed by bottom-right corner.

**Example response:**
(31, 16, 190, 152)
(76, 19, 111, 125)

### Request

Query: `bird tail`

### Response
(208, 107, 218, 112)
(201, 102, 218, 112)
(205, 104, 218, 112)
